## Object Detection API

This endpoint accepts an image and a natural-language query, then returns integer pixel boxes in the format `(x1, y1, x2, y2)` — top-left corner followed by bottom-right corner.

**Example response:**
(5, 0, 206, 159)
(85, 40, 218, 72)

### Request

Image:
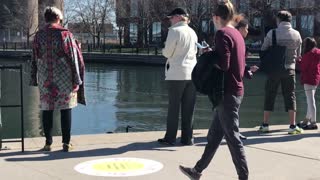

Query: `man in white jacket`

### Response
(158, 7, 198, 146)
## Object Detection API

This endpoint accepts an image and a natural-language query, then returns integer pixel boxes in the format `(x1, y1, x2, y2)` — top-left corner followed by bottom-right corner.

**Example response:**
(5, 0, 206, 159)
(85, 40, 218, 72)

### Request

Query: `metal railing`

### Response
(0, 64, 24, 152)
(0, 42, 162, 55)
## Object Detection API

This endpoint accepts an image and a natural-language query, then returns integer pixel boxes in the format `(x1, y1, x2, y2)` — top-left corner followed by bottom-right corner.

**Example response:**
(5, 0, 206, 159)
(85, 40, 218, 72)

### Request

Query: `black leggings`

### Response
(42, 109, 72, 145)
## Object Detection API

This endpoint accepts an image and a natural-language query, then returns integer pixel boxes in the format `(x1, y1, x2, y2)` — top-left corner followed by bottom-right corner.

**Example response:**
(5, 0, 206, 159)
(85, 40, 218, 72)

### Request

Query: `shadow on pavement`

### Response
(194, 129, 320, 146)
(2, 140, 176, 162)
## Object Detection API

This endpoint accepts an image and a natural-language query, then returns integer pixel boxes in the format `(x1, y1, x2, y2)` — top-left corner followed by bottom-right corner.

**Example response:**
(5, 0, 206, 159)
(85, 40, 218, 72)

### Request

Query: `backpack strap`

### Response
(272, 29, 277, 46)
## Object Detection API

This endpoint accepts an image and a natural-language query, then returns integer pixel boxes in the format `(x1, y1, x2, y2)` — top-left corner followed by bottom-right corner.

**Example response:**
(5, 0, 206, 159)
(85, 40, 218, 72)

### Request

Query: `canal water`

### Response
(0, 59, 314, 139)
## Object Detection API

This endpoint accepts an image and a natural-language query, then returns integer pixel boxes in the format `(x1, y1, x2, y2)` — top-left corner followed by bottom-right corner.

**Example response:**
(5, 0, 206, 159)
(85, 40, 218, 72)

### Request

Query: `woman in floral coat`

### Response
(30, 6, 85, 152)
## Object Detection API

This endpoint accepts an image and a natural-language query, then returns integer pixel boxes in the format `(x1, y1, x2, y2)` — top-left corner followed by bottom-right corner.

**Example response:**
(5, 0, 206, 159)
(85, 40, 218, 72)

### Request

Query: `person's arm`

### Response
(30, 34, 38, 86)
(62, 31, 82, 88)
(215, 30, 232, 71)
(296, 35, 302, 61)
(299, 54, 308, 72)
(261, 30, 272, 51)
(244, 65, 252, 79)
(162, 29, 178, 58)
(244, 65, 259, 79)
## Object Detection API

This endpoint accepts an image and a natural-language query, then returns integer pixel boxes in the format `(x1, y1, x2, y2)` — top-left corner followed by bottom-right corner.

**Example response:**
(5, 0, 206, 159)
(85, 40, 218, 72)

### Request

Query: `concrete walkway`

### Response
(1, 125, 320, 180)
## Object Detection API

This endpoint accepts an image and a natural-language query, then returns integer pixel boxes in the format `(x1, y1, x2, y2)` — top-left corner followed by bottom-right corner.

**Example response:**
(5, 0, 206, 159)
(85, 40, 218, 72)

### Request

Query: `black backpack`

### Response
(192, 51, 224, 107)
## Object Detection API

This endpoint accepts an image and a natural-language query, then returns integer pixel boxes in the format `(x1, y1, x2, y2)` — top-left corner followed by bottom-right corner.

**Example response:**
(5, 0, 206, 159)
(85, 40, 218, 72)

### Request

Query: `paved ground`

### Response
(1, 125, 320, 180)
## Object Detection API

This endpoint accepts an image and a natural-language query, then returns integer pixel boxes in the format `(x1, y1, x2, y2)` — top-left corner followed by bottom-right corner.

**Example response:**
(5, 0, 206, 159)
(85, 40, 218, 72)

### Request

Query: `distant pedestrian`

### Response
(258, 10, 303, 135)
(30, 6, 85, 152)
(179, 1, 249, 179)
(297, 37, 320, 130)
(157, 7, 198, 146)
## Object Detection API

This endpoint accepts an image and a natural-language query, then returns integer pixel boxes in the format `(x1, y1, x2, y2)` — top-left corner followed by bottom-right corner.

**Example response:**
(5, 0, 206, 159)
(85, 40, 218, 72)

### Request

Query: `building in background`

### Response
(68, 23, 117, 44)
(116, 0, 320, 47)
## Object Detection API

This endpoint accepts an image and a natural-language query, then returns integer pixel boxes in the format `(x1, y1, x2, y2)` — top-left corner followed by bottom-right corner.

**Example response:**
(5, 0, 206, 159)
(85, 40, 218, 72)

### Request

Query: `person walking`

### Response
(30, 6, 85, 152)
(157, 7, 198, 146)
(297, 37, 320, 130)
(179, 1, 249, 179)
(258, 10, 303, 135)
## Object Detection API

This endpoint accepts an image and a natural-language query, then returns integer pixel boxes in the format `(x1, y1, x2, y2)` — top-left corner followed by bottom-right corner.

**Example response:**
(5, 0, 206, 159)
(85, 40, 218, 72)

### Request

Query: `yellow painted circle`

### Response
(75, 157, 163, 177)
(92, 161, 145, 172)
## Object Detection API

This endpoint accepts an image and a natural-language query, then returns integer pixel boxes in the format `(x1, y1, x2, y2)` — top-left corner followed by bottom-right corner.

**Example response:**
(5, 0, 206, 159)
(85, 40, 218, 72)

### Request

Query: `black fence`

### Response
(0, 64, 25, 152)
(0, 42, 163, 56)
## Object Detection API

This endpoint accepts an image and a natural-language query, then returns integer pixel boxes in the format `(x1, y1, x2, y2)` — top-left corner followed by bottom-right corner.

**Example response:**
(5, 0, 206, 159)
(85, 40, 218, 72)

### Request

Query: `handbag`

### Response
(259, 30, 287, 73)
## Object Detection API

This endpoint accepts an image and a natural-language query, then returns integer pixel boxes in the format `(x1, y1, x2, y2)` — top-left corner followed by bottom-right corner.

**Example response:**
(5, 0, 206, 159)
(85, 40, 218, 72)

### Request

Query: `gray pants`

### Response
(194, 94, 248, 180)
(164, 80, 196, 144)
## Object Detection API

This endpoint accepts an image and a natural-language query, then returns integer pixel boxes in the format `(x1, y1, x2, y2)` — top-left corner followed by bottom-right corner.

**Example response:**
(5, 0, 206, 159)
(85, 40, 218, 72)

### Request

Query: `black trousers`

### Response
(42, 109, 72, 145)
(164, 80, 196, 144)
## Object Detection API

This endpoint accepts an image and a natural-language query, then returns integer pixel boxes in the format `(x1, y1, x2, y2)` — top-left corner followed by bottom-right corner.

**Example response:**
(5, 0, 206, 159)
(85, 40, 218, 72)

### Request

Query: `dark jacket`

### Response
(192, 51, 224, 107)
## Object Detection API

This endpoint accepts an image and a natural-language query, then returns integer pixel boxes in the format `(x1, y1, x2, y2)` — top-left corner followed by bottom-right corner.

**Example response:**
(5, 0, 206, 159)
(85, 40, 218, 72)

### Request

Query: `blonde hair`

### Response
(44, 6, 63, 23)
(214, 0, 235, 22)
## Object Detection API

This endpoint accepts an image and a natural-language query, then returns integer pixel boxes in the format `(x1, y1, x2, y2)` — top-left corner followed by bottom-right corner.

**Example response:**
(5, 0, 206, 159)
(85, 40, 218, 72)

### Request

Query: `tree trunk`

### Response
(97, 32, 101, 48)
(119, 27, 122, 46)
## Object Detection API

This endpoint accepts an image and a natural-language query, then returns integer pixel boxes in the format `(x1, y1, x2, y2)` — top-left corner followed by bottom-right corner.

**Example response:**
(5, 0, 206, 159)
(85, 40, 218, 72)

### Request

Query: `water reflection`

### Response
(0, 60, 314, 139)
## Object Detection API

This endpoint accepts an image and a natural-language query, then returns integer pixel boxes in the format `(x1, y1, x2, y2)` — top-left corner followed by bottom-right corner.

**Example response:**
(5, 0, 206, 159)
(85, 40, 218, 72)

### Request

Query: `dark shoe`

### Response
(297, 118, 311, 128)
(179, 165, 202, 180)
(62, 143, 73, 152)
(40, 144, 51, 152)
(181, 141, 194, 146)
(239, 133, 247, 140)
(302, 123, 318, 130)
(157, 138, 175, 146)
(181, 138, 194, 146)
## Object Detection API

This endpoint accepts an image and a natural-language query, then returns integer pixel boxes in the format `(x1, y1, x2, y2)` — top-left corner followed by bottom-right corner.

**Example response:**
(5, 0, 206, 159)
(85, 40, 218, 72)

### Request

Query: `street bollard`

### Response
(155, 46, 158, 55)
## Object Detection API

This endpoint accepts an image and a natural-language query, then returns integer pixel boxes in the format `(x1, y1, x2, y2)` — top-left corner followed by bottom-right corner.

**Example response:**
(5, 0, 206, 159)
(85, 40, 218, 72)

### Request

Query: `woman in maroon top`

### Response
(297, 37, 320, 130)
(179, 1, 249, 180)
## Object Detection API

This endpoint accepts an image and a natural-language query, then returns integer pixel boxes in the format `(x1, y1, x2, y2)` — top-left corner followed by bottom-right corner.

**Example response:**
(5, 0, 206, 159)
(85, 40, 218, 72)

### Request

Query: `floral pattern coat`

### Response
(30, 24, 85, 110)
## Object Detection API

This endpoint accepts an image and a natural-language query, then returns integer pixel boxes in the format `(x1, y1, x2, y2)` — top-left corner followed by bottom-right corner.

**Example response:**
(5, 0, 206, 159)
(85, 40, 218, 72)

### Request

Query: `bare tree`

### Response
(149, 0, 180, 21)
(249, 0, 280, 41)
(182, 0, 215, 36)
(0, 0, 39, 46)
(23, 0, 39, 47)
(148, 0, 181, 44)
(71, 0, 115, 48)
(115, 0, 129, 46)
(0, 1, 12, 31)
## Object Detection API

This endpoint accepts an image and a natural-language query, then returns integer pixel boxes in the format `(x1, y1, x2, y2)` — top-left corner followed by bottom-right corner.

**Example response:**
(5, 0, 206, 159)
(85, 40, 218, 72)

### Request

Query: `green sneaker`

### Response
(288, 126, 303, 135)
(40, 144, 51, 151)
(258, 124, 269, 133)
(62, 143, 73, 152)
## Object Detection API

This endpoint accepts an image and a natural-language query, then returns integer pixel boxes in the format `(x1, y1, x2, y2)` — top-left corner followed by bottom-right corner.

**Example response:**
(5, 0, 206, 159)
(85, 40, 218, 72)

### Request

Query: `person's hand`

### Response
(250, 65, 259, 72)
(73, 85, 79, 92)
(296, 56, 302, 62)
(203, 47, 213, 53)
